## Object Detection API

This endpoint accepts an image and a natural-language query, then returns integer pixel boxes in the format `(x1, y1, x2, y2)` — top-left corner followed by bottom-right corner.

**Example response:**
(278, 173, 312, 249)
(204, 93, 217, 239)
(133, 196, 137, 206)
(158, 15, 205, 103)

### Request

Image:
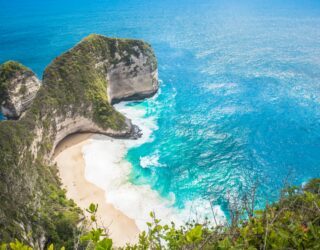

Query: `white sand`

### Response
(54, 133, 140, 247)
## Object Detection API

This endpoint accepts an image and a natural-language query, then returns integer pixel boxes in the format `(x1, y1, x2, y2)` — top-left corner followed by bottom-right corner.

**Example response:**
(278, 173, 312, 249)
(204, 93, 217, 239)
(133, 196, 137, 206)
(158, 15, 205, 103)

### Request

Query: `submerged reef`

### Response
(0, 34, 158, 248)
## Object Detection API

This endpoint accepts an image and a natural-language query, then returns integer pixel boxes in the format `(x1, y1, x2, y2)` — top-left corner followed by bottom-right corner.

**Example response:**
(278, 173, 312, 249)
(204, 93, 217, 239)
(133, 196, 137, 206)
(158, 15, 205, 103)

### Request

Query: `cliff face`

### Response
(106, 45, 158, 104)
(0, 34, 158, 248)
(0, 61, 41, 119)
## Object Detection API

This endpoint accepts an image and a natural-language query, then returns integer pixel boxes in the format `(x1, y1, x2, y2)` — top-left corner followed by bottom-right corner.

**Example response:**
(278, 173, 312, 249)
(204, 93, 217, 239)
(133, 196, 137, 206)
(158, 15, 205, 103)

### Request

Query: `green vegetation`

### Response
(41, 35, 125, 130)
(80, 204, 113, 250)
(0, 34, 157, 248)
(0, 119, 82, 248)
(1, 179, 319, 249)
(0, 61, 33, 104)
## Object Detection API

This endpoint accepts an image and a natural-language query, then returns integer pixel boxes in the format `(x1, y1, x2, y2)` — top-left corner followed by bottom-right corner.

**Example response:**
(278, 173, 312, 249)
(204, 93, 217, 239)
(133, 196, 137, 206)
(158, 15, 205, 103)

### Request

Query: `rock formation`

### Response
(0, 61, 41, 119)
(0, 34, 158, 247)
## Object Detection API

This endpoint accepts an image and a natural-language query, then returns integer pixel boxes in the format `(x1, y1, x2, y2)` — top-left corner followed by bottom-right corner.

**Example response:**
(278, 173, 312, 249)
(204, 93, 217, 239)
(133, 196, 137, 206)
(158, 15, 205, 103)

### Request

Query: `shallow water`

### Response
(1, 0, 320, 217)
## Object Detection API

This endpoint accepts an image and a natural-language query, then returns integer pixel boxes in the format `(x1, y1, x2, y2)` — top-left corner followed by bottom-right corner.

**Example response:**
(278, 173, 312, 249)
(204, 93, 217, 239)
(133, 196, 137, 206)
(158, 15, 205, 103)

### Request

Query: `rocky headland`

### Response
(0, 34, 158, 248)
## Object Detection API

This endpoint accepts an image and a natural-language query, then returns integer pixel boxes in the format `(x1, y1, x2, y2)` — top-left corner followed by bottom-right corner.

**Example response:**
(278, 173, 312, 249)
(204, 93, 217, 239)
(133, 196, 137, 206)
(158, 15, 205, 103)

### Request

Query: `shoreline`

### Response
(53, 133, 140, 247)
(53, 102, 226, 247)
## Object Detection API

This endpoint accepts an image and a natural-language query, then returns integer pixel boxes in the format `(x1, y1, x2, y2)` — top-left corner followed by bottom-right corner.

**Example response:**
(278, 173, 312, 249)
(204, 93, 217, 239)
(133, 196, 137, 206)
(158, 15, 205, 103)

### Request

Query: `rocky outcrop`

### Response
(106, 48, 158, 104)
(0, 34, 158, 247)
(39, 34, 158, 148)
(0, 61, 40, 119)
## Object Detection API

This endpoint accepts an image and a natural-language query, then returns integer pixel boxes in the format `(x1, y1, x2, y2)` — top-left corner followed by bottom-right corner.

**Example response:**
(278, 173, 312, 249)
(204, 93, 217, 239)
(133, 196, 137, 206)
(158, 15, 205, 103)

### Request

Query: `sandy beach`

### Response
(53, 133, 140, 247)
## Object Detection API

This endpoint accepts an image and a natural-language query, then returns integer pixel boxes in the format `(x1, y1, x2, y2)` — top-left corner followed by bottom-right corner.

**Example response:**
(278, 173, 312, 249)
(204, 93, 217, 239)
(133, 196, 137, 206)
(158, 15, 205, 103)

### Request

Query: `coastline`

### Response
(54, 102, 226, 247)
(53, 133, 140, 247)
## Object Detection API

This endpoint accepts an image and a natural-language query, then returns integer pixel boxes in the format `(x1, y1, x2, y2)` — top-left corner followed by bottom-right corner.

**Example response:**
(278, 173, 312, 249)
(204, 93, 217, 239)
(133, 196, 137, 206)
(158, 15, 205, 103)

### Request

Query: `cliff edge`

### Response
(0, 34, 158, 248)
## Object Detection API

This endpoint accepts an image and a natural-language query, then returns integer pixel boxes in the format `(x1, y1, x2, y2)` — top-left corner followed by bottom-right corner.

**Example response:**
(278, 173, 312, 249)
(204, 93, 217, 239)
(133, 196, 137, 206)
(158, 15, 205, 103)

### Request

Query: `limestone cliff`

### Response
(0, 61, 41, 119)
(0, 34, 158, 248)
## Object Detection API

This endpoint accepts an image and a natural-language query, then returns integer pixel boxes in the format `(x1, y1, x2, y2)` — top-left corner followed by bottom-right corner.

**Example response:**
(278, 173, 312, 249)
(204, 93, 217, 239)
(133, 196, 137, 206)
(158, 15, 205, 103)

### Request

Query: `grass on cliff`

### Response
(40, 34, 157, 131)
(5, 34, 156, 134)
(30, 35, 124, 131)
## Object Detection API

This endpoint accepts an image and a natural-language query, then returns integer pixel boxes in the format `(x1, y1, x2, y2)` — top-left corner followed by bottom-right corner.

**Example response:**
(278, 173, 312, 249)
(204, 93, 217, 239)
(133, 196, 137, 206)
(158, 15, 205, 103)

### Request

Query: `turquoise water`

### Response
(1, 0, 320, 212)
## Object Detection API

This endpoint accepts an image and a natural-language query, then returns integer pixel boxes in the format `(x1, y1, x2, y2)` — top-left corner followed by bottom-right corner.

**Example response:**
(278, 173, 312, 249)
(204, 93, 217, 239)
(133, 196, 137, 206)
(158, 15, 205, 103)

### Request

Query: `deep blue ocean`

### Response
(1, 0, 320, 213)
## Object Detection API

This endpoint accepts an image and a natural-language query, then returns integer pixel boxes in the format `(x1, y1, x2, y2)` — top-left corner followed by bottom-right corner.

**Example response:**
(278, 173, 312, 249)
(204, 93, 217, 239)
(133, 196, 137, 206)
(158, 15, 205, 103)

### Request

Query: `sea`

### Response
(1, 0, 320, 226)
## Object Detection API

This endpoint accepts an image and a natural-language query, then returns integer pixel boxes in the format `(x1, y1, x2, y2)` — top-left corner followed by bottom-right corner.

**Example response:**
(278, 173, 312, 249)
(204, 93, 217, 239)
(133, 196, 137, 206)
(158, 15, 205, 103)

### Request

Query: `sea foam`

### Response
(82, 100, 225, 231)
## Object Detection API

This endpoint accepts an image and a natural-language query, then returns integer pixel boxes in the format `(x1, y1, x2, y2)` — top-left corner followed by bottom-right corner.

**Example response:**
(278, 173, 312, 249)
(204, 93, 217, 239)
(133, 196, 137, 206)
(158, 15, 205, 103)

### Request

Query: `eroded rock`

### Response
(0, 61, 40, 119)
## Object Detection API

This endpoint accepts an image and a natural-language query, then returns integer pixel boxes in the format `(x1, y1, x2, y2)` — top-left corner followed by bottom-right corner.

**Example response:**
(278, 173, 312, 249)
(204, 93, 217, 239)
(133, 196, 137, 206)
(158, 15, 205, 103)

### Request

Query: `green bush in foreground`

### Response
(1, 179, 320, 249)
